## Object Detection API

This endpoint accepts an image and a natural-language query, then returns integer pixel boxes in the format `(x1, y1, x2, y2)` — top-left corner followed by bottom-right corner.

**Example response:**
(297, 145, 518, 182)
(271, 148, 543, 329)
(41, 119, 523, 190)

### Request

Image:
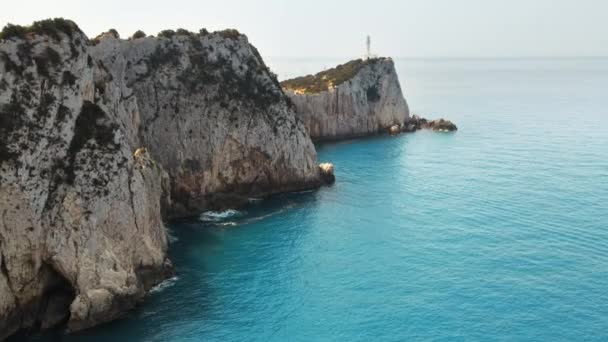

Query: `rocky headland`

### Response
(281, 57, 410, 141)
(0, 19, 331, 339)
(281, 58, 457, 140)
(90, 27, 325, 217)
(0, 18, 451, 340)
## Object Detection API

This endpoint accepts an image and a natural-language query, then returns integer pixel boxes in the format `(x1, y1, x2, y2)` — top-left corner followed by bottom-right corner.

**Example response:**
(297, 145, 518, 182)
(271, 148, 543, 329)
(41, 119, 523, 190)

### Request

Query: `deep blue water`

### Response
(36, 58, 608, 341)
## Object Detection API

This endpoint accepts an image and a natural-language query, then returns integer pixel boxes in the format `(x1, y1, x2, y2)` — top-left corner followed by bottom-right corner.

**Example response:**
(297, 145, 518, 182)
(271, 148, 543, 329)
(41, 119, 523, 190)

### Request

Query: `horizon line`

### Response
(266, 56, 608, 60)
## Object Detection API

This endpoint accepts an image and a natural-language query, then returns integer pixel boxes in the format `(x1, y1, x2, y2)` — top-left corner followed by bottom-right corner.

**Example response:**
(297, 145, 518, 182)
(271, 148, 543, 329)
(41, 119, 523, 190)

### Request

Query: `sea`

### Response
(31, 57, 608, 341)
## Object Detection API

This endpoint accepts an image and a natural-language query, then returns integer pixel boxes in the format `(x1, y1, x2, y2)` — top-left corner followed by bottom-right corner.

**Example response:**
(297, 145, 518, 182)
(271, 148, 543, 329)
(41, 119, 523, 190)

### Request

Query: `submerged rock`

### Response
(281, 58, 409, 141)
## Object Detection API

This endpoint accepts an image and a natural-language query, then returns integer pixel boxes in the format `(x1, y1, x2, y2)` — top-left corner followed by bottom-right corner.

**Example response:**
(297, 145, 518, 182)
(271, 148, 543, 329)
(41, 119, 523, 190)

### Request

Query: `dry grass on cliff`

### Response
(280, 58, 381, 94)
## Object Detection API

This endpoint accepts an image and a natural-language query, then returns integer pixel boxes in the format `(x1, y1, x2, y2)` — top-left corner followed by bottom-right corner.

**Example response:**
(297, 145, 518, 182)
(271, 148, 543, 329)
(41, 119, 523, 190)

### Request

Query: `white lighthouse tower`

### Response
(365, 35, 376, 59)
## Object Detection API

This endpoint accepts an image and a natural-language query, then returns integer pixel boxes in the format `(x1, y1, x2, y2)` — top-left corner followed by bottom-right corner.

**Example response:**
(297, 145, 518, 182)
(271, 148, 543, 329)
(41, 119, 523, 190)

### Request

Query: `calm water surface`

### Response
(35, 58, 608, 341)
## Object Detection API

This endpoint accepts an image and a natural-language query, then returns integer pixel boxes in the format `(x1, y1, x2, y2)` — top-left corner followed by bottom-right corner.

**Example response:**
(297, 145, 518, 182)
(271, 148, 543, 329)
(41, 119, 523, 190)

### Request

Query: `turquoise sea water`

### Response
(34, 58, 608, 341)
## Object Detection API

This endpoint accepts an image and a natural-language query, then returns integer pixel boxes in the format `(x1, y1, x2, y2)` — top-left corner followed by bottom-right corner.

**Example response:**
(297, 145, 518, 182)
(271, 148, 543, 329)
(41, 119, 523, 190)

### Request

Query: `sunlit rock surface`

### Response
(282, 58, 410, 141)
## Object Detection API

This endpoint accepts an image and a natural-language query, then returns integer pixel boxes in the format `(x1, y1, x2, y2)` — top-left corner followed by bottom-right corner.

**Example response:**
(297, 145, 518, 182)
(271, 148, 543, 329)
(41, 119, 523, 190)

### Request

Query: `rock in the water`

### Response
(402, 122, 417, 132)
(425, 118, 458, 131)
(319, 163, 336, 184)
(282, 58, 409, 141)
(404, 115, 427, 131)
(402, 115, 457, 132)
(389, 125, 401, 135)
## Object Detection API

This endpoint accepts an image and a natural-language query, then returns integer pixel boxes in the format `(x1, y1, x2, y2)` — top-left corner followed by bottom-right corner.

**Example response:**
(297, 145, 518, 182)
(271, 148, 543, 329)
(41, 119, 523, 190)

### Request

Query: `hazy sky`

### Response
(2, 0, 607, 58)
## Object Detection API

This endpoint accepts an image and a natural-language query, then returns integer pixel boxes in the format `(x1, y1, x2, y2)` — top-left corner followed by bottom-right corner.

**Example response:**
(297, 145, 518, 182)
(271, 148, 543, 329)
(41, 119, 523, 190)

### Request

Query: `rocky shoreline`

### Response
(281, 58, 457, 141)
(0, 18, 446, 340)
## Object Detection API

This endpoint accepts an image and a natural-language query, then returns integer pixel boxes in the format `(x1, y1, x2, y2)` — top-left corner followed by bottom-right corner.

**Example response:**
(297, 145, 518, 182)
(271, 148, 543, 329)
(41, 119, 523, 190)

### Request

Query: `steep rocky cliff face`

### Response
(281, 58, 410, 141)
(92, 30, 322, 217)
(0, 20, 171, 338)
(0, 20, 326, 338)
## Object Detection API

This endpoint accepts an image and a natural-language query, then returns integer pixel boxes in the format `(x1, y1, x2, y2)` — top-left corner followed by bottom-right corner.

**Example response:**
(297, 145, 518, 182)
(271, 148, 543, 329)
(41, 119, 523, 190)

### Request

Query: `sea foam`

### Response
(149, 276, 179, 294)
(199, 209, 244, 222)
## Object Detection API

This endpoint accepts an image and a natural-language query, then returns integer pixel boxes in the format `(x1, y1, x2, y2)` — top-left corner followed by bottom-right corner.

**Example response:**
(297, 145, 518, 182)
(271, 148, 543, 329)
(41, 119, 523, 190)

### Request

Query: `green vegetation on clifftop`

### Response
(0, 18, 81, 41)
(281, 58, 382, 94)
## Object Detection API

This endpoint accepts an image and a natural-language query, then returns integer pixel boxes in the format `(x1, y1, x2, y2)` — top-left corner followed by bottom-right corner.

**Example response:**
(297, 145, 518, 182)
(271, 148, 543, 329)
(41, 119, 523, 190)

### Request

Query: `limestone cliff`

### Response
(91, 29, 322, 217)
(281, 58, 409, 140)
(0, 19, 325, 338)
(0, 20, 172, 338)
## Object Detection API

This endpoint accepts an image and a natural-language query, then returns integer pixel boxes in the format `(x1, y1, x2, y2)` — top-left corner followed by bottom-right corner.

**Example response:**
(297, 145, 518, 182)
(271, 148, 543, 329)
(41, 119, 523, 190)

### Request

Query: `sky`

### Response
(1, 0, 607, 59)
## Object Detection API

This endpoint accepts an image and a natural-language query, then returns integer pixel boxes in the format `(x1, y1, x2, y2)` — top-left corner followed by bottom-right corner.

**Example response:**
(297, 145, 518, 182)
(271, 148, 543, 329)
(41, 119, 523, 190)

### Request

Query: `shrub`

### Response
(281, 58, 381, 94)
(146, 44, 181, 71)
(0, 24, 26, 40)
(175, 51, 281, 110)
(131, 30, 146, 39)
(90, 29, 120, 45)
(107, 28, 120, 39)
(0, 18, 81, 41)
(217, 29, 240, 40)
(199, 28, 209, 36)
(157, 29, 176, 39)
(176, 28, 193, 36)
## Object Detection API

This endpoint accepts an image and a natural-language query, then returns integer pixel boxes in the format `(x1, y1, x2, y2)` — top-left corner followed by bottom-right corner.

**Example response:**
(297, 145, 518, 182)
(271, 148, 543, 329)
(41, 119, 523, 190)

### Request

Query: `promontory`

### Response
(0, 19, 329, 339)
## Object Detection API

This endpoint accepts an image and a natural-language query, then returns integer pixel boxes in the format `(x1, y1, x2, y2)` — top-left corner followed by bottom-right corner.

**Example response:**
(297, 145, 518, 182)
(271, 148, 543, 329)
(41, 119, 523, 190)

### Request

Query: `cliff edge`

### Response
(91, 29, 322, 217)
(0, 19, 326, 339)
(281, 58, 410, 140)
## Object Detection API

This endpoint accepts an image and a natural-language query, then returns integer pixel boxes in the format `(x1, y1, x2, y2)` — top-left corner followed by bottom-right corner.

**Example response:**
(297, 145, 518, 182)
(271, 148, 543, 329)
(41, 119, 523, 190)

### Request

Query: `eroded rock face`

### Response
(0, 21, 171, 338)
(91, 31, 322, 217)
(282, 58, 410, 141)
(1, 21, 326, 338)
